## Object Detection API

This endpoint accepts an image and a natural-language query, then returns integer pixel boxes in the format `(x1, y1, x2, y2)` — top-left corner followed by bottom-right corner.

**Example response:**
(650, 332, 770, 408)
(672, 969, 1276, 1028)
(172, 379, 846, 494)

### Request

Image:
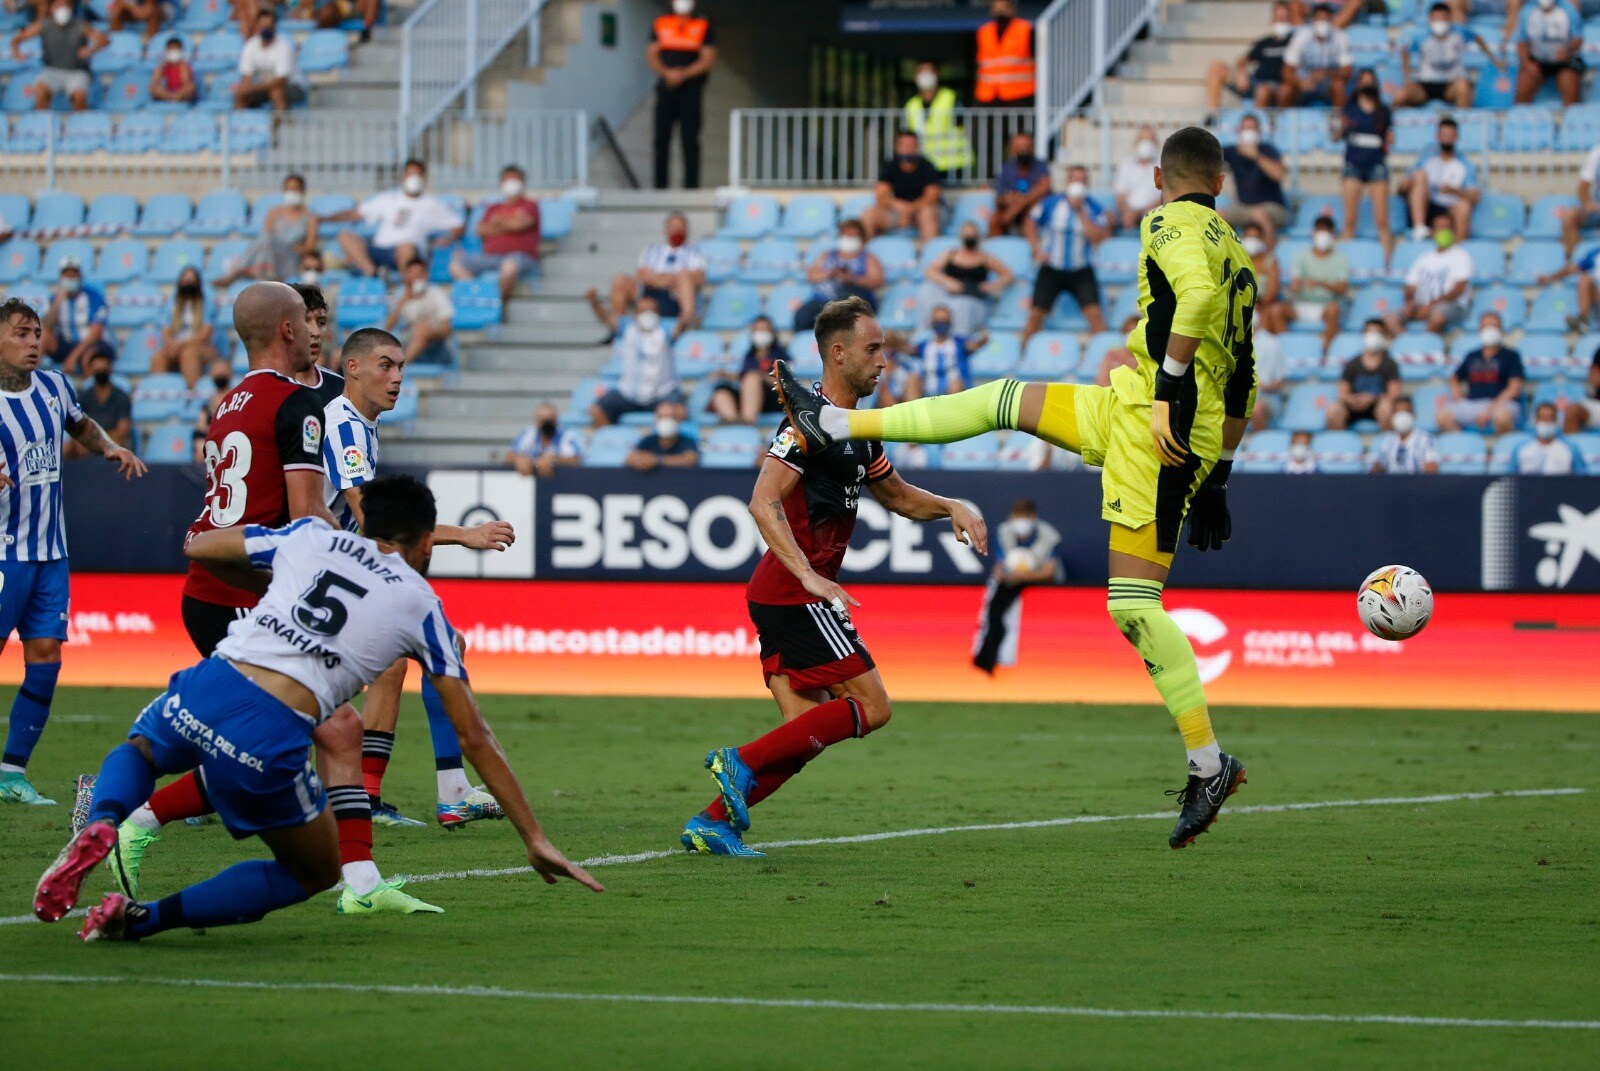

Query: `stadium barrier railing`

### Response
(399, 0, 551, 149)
(1035, 0, 1162, 150)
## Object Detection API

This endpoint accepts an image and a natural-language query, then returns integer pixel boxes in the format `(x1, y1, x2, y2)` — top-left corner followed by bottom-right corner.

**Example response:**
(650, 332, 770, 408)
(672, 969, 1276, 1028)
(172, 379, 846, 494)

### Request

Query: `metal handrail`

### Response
(398, 0, 550, 150)
(1035, 0, 1162, 150)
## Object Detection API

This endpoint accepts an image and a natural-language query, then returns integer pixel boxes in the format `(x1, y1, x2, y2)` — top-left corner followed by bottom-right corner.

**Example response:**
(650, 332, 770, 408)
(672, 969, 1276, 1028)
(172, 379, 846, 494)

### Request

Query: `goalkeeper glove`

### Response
(1149, 357, 1191, 466)
(1185, 457, 1233, 553)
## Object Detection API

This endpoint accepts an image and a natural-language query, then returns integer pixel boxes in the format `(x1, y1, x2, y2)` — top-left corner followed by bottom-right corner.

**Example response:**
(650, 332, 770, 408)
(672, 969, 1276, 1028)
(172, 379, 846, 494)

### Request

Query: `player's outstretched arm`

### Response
(434, 521, 515, 551)
(867, 471, 988, 555)
(66, 415, 147, 480)
(184, 526, 271, 592)
(427, 675, 604, 892)
(748, 456, 859, 609)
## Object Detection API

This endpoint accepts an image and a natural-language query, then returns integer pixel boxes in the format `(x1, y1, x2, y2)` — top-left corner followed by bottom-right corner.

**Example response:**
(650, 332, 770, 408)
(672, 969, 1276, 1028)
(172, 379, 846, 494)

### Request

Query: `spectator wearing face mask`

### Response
(42, 257, 113, 375)
(13, 0, 108, 112)
(1239, 222, 1288, 335)
(1249, 323, 1286, 432)
(1328, 320, 1402, 429)
(903, 62, 973, 180)
(64, 349, 131, 461)
(1370, 396, 1440, 474)
(902, 306, 977, 402)
(793, 219, 886, 332)
(649, 0, 717, 189)
(1283, 4, 1354, 108)
(152, 267, 218, 387)
(325, 159, 466, 278)
(232, 8, 307, 113)
(918, 221, 1013, 336)
(191, 358, 236, 462)
(863, 130, 943, 242)
(1513, 0, 1584, 106)
(1516, 403, 1584, 473)
(1385, 212, 1473, 336)
(1289, 217, 1350, 354)
(1206, 4, 1296, 112)
(595, 212, 705, 340)
(972, 498, 1061, 674)
(1284, 431, 1319, 474)
(1399, 117, 1479, 242)
(1398, 4, 1502, 109)
(1336, 69, 1394, 258)
(626, 401, 699, 471)
(591, 296, 685, 426)
(451, 165, 541, 305)
(148, 36, 197, 104)
(506, 403, 583, 478)
(709, 316, 787, 424)
(1221, 114, 1289, 244)
(1437, 312, 1524, 434)
(989, 132, 1050, 237)
(220, 173, 318, 286)
(386, 257, 457, 368)
(1022, 164, 1110, 346)
(1112, 126, 1162, 231)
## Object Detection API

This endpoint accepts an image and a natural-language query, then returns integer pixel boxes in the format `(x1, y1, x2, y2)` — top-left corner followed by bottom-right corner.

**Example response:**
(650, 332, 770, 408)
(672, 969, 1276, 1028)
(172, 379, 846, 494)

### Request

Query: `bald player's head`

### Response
(1156, 126, 1226, 202)
(232, 281, 310, 372)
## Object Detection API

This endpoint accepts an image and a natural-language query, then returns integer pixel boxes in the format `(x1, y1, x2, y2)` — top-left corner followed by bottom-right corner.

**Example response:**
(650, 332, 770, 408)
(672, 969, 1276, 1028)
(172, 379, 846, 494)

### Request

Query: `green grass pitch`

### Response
(2, 688, 1597, 1069)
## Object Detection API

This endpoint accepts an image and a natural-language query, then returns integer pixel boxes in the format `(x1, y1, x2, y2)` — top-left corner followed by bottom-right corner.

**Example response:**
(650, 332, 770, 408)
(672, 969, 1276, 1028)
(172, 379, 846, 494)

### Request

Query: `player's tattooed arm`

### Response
(748, 456, 860, 609)
(868, 471, 988, 555)
(66, 415, 147, 480)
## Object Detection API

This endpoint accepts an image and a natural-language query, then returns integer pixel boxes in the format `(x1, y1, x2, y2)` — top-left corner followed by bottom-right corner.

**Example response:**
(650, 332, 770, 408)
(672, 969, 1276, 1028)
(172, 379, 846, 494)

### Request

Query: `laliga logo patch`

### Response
(771, 427, 796, 456)
(302, 416, 322, 456)
(342, 445, 365, 476)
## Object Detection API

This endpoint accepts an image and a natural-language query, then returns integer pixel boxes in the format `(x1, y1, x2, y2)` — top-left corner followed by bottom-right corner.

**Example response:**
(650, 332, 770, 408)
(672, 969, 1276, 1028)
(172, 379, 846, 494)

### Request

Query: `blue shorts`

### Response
(129, 658, 324, 839)
(0, 559, 71, 642)
(1343, 159, 1390, 184)
(454, 250, 540, 279)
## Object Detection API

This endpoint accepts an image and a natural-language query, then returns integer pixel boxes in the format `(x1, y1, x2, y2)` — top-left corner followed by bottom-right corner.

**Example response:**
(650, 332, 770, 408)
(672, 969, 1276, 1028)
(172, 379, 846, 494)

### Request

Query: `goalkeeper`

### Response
(772, 127, 1255, 849)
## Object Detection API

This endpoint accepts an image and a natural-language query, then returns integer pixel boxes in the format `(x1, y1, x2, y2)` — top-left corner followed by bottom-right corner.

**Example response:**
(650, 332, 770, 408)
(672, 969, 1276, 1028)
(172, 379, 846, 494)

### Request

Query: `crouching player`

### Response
(34, 475, 601, 940)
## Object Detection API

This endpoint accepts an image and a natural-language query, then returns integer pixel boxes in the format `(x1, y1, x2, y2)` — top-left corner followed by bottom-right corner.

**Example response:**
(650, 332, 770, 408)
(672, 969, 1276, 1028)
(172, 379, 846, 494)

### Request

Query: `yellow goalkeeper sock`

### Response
(1106, 577, 1222, 777)
(844, 378, 1025, 443)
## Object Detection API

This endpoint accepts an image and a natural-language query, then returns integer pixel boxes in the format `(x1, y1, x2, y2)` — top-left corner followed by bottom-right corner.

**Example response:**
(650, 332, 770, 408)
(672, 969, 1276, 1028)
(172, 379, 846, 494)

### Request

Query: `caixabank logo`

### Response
(1480, 478, 1600, 592)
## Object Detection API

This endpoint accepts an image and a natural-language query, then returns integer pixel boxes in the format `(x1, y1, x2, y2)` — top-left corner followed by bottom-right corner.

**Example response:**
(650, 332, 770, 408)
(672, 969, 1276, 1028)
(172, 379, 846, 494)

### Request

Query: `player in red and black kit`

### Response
(681, 296, 986, 856)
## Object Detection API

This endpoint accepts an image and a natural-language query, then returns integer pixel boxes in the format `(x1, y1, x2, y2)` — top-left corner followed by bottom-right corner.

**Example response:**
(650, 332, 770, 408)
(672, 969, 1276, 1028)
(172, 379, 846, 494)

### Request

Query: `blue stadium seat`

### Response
(299, 30, 350, 73)
(0, 29, 39, 72)
(1080, 332, 1124, 379)
(244, 192, 285, 236)
(1346, 24, 1391, 62)
(205, 239, 251, 279)
(141, 421, 197, 466)
(583, 426, 642, 468)
(2, 283, 50, 318)
(164, 111, 220, 153)
(0, 193, 30, 232)
(868, 235, 919, 282)
(1108, 285, 1140, 328)
(1, 73, 43, 114)
(150, 238, 205, 278)
(1527, 195, 1579, 240)
(1292, 195, 1340, 237)
(176, 0, 229, 31)
(990, 431, 1038, 472)
(1470, 193, 1525, 241)
(1312, 430, 1366, 474)
(1488, 433, 1526, 474)
(335, 277, 389, 330)
(33, 192, 85, 231)
(1518, 333, 1576, 380)
(915, 236, 959, 275)
(561, 376, 609, 425)
(1393, 121, 1437, 156)
(968, 332, 1021, 379)
(1278, 108, 1333, 154)
(719, 195, 779, 239)
(700, 425, 763, 469)
(981, 236, 1033, 280)
(537, 197, 576, 241)
(1473, 64, 1518, 108)
(837, 192, 875, 222)
(1274, 237, 1309, 279)
(86, 193, 138, 231)
(948, 190, 994, 234)
(1391, 331, 1448, 381)
(1408, 383, 1449, 432)
(1355, 195, 1406, 242)
(1494, 106, 1556, 152)
(702, 283, 762, 330)
(698, 237, 743, 284)
(92, 32, 144, 75)
(190, 190, 249, 237)
(1326, 331, 1364, 371)
(1282, 381, 1339, 432)
(111, 112, 165, 153)
(194, 30, 245, 74)
(0, 114, 51, 154)
(137, 193, 192, 237)
(1508, 240, 1565, 286)
(1527, 285, 1580, 332)
(1558, 103, 1600, 151)
(785, 333, 822, 375)
(1435, 431, 1488, 475)
(118, 326, 162, 375)
(1344, 283, 1405, 330)
(388, 383, 421, 428)
(41, 238, 96, 280)
(1280, 334, 1326, 381)
(108, 282, 166, 329)
(673, 330, 726, 379)
(1236, 429, 1290, 473)
(763, 281, 811, 325)
(1097, 236, 1141, 285)
(1018, 333, 1081, 381)
(986, 280, 1032, 330)
(223, 110, 269, 153)
(132, 373, 194, 424)
(1569, 432, 1600, 471)
(1530, 379, 1588, 411)
(451, 279, 502, 330)
(1461, 240, 1505, 282)
(1341, 239, 1386, 282)
(0, 240, 39, 284)
(1576, 332, 1600, 370)
(196, 74, 240, 113)
(104, 71, 151, 113)
(308, 192, 357, 226)
(1469, 285, 1526, 330)
(740, 237, 800, 284)
(876, 281, 920, 331)
(96, 239, 149, 285)
(776, 194, 837, 239)
(939, 431, 1003, 470)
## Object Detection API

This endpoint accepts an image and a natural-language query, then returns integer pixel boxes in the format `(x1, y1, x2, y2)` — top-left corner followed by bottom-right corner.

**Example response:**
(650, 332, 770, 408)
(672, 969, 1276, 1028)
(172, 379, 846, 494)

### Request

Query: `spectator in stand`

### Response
(1397, 5, 1501, 109)
(591, 295, 683, 426)
(150, 267, 219, 388)
(903, 62, 973, 179)
(42, 257, 113, 375)
(1249, 324, 1286, 431)
(64, 350, 131, 460)
(1022, 164, 1110, 346)
(1555, 139, 1600, 256)
(451, 165, 541, 304)
(1328, 320, 1402, 429)
(1240, 221, 1288, 334)
(1438, 311, 1524, 433)
(296, 0, 380, 41)
(108, 0, 167, 42)
(648, 0, 717, 190)
(1284, 431, 1319, 474)
(1221, 114, 1289, 243)
(1282, 4, 1353, 108)
(1399, 117, 1479, 242)
(1094, 314, 1141, 387)
(989, 132, 1050, 237)
(1112, 126, 1163, 231)
(385, 257, 457, 369)
(506, 403, 583, 477)
(1564, 340, 1600, 433)
(863, 130, 943, 242)
(902, 305, 976, 401)
(1336, 69, 1394, 258)
(1513, 0, 1584, 106)
(1540, 236, 1600, 333)
(219, 173, 318, 286)
(973, 0, 1036, 114)
(13, 0, 107, 112)
(709, 316, 785, 424)
(1206, 3, 1296, 112)
(918, 220, 1013, 335)
(191, 358, 235, 462)
(148, 36, 197, 104)
(595, 212, 705, 339)
(1516, 403, 1584, 472)
(232, 8, 306, 113)
(793, 218, 885, 332)
(1385, 211, 1474, 335)
(327, 160, 465, 277)
(625, 402, 699, 472)
(1289, 217, 1351, 354)
(1370, 396, 1441, 474)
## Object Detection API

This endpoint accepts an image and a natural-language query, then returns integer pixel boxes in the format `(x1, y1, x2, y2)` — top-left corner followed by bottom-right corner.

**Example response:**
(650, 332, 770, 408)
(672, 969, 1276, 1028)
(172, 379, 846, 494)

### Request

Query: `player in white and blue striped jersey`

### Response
(34, 475, 603, 940)
(0, 299, 147, 808)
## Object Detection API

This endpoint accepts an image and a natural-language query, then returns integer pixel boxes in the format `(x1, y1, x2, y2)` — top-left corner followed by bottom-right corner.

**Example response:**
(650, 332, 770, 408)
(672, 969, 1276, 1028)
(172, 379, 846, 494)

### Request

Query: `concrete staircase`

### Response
(1104, 0, 1265, 115)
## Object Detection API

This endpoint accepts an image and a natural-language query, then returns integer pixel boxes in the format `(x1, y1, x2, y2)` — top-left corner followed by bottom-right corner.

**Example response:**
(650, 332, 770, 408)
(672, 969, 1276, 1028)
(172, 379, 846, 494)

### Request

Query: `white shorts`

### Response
(39, 68, 91, 98)
(1448, 397, 1520, 425)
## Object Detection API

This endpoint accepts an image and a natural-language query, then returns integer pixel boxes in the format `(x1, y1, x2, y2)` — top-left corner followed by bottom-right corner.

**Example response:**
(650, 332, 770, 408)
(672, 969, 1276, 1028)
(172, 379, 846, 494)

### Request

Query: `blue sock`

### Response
(2, 661, 60, 770)
(423, 676, 463, 772)
(128, 858, 310, 938)
(86, 743, 158, 827)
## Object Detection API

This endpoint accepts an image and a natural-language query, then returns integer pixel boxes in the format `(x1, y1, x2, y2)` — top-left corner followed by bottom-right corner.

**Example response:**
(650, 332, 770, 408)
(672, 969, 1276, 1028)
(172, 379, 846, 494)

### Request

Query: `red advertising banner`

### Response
(11, 575, 1599, 712)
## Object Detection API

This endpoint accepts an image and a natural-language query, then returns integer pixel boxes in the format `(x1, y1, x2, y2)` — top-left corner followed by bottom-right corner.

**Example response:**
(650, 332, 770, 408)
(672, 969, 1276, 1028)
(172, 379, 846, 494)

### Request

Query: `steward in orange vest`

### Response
(974, 0, 1037, 105)
(648, 0, 718, 190)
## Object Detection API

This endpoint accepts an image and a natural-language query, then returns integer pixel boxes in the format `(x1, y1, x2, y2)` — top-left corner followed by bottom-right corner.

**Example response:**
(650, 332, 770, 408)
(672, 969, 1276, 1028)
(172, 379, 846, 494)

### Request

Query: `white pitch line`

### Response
(0, 973, 1593, 1032)
(0, 787, 1583, 928)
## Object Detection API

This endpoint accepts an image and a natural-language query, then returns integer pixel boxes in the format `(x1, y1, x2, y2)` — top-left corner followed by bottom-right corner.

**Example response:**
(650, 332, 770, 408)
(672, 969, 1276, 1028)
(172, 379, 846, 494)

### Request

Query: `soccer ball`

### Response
(1004, 547, 1039, 574)
(1356, 565, 1434, 640)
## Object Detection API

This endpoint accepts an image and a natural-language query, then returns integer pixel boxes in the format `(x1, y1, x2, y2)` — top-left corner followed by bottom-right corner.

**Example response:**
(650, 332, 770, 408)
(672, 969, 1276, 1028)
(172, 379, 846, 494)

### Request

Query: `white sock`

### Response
(128, 803, 161, 831)
(0, 762, 24, 775)
(1187, 743, 1222, 779)
(819, 404, 850, 440)
(342, 860, 383, 897)
(437, 768, 473, 804)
